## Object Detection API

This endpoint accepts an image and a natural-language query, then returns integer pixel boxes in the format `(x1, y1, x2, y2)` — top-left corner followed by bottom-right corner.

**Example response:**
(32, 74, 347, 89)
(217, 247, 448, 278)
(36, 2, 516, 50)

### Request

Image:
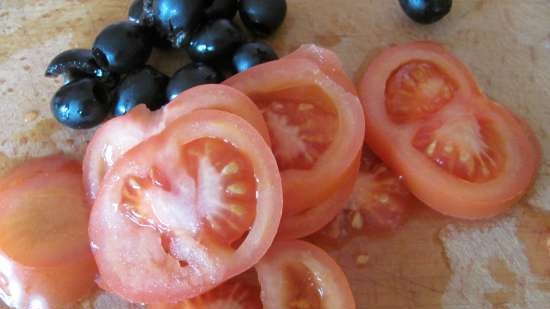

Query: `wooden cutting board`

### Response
(1, 0, 549, 308)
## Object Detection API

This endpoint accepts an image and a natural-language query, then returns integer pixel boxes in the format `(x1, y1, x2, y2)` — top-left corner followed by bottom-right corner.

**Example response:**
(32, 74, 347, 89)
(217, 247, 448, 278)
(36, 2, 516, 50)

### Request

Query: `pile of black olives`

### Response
(46, 0, 286, 129)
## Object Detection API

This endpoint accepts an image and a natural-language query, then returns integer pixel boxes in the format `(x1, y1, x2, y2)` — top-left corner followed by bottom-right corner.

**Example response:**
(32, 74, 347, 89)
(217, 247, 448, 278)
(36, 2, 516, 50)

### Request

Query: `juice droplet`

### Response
(23, 110, 39, 123)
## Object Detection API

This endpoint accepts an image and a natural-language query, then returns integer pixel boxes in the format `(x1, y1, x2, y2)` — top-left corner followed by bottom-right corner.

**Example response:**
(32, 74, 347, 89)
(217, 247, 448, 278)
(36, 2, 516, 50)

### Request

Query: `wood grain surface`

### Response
(1, 0, 549, 308)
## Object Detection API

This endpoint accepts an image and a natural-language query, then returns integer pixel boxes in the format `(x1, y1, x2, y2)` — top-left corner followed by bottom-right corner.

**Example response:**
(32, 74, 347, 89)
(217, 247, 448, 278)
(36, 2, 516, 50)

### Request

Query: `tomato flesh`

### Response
(254, 86, 337, 170)
(256, 240, 356, 309)
(359, 41, 541, 219)
(84, 84, 270, 204)
(90, 110, 282, 303)
(0, 155, 96, 308)
(149, 271, 262, 309)
(386, 61, 456, 123)
(120, 138, 257, 246)
(412, 112, 503, 182)
(225, 45, 365, 238)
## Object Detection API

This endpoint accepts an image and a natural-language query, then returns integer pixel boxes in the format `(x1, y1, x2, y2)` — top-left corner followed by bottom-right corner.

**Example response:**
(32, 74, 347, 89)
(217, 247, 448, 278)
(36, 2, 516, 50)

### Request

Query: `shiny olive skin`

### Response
(129, 0, 172, 48)
(205, 0, 238, 20)
(239, 0, 286, 37)
(92, 21, 152, 74)
(128, 0, 143, 23)
(232, 42, 278, 73)
(166, 62, 222, 101)
(113, 66, 169, 116)
(145, 0, 208, 48)
(399, 0, 452, 24)
(187, 19, 244, 63)
(45, 48, 107, 80)
(51, 78, 111, 129)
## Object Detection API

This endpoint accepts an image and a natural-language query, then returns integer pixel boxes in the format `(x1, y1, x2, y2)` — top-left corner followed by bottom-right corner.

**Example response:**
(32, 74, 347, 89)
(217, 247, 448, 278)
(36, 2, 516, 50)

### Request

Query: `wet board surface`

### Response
(1, 0, 550, 308)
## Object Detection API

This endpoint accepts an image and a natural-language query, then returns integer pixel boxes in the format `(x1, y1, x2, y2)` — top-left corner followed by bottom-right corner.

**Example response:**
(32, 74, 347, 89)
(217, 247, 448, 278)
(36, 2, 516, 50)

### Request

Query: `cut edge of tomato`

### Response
(90, 110, 282, 303)
(164, 84, 272, 146)
(256, 240, 356, 309)
(224, 56, 365, 216)
(278, 154, 360, 239)
(285, 44, 358, 95)
(84, 84, 271, 206)
(359, 41, 542, 219)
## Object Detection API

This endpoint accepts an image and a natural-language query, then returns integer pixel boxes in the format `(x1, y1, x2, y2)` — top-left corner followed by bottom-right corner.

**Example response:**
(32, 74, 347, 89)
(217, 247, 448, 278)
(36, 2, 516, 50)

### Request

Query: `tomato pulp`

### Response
(83, 84, 270, 204)
(225, 44, 365, 239)
(358, 41, 541, 219)
(89, 110, 282, 303)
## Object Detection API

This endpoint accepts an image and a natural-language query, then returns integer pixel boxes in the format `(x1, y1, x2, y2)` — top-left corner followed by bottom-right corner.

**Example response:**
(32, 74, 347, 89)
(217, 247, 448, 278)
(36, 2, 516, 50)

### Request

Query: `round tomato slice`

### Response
(224, 45, 365, 238)
(149, 271, 262, 309)
(89, 110, 282, 303)
(256, 240, 356, 309)
(83, 84, 270, 204)
(0, 155, 96, 308)
(358, 41, 541, 219)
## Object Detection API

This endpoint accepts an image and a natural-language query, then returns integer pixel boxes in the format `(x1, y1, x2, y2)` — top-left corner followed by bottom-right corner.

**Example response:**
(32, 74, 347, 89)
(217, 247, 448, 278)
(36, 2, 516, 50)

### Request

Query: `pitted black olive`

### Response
(239, 0, 287, 37)
(205, 0, 238, 20)
(166, 62, 222, 101)
(144, 0, 209, 48)
(45, 49, 107, 80)
(113, 66, 169, 116)
(187, 19, 244, 63)
(232, 41, 278, 73)
(51, 78, 111, 129)
(92, 21, 153, 74)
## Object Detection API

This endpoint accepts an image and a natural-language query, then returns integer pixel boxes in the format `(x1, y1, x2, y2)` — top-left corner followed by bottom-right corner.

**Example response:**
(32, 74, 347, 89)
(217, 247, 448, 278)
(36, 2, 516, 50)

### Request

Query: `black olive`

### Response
(113, 66, 169, 116)
(232, 42, 278, 73)
(51, 78, 111, 129)
(145, 0, 208, 48)
(398, 0, 452, 24)
(128, 0, 144, 24)
(45, 48, 107, 80)
(166, 62, 222, 101)
(92, 21, 153, 74)
(239, 0, 286, 37)
(205, 0, 238, 20)
(187, 19, 244, 63)
(129, 0, 172, 48)
(62, 71, 94, 85)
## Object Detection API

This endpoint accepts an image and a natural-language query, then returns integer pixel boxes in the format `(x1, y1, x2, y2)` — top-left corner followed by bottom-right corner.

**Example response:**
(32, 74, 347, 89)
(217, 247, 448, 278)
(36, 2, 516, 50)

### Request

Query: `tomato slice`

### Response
(0, 155, 96, 308)
(83, 84, 270, 204)
(149, 271, 262, 309)
(89, 110, 282, 303)
(256, 240, 356, 309)
(224, 45, 365, 238)
(358, 41, 541, 219)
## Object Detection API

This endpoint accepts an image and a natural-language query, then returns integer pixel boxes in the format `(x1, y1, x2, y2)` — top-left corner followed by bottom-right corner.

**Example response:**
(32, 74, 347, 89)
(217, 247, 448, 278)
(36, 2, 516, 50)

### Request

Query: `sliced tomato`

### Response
(149, 271, 262, 309)
(285, 44, 358, 95)
(358, 41, 541, 219)
(89, 110, 282, 303)
(224, 45, 365, 238)
(256, 240, 356, 309)
(83, 84, 270, 204)
(340, 149, 417, 235)
(0, 155, 96, 308)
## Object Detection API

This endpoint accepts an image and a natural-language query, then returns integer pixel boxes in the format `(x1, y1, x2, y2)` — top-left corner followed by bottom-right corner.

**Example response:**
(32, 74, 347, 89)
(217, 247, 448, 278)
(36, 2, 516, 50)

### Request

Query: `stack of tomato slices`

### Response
(83, 44, 363, 307)
(0, 41, 540, 308)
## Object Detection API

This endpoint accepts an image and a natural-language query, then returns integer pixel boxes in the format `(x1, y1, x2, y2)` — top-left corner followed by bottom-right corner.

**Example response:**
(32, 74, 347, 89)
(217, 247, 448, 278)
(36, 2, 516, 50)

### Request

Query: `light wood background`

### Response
(0, 0, 549, 308)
